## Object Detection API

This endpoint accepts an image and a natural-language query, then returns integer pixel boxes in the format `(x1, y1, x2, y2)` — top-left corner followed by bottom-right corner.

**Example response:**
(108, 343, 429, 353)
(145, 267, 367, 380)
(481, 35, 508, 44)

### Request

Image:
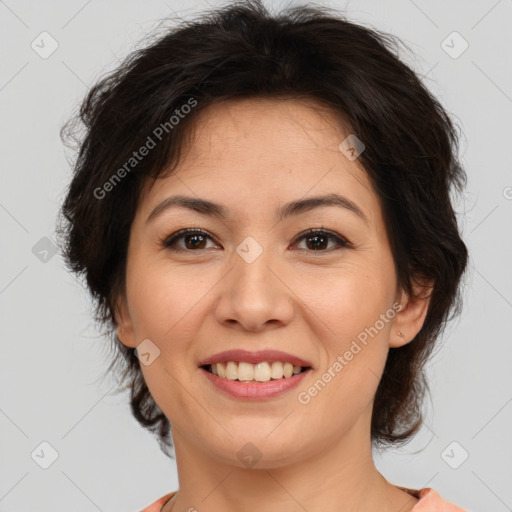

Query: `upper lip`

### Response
(198, 349, 313, 368)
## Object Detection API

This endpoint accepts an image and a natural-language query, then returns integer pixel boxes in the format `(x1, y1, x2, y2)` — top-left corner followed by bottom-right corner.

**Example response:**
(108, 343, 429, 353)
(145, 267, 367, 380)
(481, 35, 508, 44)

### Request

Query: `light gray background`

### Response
(1, 0, 511, 511)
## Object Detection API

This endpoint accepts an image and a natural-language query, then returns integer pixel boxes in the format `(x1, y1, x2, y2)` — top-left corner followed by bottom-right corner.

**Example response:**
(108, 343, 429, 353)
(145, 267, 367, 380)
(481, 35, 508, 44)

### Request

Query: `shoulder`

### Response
(140, 491, 177, 512)
(140, 488, 469, 512)
(410, 487, 469, 511)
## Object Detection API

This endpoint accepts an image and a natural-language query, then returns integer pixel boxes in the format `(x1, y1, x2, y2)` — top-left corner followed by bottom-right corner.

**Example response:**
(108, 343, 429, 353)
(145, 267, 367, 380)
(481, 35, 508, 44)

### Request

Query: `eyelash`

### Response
(161, 227, 352, 253)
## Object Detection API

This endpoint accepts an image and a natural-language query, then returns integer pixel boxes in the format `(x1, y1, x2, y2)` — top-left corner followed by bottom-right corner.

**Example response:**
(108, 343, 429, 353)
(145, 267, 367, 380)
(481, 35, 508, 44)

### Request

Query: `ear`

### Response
(390, 279, 433, 348)
(113, 293, 137, 349)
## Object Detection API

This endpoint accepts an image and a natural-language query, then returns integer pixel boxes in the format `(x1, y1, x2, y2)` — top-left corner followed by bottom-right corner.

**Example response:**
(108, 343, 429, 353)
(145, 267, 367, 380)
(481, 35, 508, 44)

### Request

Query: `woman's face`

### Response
(117, 97, 426, 468)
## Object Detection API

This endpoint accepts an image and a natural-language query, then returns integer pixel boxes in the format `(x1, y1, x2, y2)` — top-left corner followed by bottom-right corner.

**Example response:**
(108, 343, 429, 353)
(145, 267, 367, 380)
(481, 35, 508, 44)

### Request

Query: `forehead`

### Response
(184, 97, 354, 162)
(139, 97, 378, 225)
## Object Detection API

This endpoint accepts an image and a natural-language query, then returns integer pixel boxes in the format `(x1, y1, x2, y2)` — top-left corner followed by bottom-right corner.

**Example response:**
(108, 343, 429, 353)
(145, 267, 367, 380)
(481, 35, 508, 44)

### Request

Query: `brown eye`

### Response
(294, 229, 350, 252)
(163, 229, 217, 252)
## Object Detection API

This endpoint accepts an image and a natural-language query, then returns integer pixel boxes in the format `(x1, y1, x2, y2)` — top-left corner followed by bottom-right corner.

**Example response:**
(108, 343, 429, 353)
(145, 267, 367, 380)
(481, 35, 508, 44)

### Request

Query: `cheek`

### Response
(297, 258, 395, 338)
(125, 251, 219, 344)
(294, 260, 394, 399)
(125, 256, 207, 417)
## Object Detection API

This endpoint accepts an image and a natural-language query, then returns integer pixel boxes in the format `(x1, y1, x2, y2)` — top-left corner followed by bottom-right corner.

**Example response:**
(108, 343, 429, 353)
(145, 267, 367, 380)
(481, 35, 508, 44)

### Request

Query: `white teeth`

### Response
(238, 361, 254, 381)
(270, 361, 283, 379)
(217, 362, 226, 378)
(208, 361, 305, 382)
(225, 361, 238, 380)
(254, 362, 270, 382)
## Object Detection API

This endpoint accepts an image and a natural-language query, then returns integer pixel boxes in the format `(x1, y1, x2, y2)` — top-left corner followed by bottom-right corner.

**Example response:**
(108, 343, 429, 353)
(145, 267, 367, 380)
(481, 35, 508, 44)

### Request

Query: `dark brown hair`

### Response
(57, 0, 468, 458)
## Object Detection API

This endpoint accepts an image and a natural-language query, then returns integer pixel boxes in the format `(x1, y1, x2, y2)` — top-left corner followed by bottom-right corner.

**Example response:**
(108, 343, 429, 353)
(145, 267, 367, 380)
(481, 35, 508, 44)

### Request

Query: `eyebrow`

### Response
(146, 193, 368, 225)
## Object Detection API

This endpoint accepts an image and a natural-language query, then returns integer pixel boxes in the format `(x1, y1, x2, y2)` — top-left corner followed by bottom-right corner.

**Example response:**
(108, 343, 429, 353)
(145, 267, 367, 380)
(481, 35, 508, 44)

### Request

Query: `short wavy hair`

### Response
(58, 0, 468, 458)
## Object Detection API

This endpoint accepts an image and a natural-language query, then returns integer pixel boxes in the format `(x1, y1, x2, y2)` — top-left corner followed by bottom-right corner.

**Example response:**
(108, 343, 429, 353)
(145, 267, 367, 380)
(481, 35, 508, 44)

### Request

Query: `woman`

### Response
(58, 1, 470, 511)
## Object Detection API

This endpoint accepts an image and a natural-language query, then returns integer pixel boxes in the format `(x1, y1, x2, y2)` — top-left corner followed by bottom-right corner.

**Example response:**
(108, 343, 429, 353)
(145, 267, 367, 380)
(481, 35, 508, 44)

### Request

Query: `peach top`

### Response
(140, 487, 468, 511)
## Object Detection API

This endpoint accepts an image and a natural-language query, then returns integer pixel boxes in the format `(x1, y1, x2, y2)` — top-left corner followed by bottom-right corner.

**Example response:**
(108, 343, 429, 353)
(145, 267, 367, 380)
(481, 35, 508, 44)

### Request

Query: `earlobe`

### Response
(390, 281, 433, 348)
(114, 294, 137, 348)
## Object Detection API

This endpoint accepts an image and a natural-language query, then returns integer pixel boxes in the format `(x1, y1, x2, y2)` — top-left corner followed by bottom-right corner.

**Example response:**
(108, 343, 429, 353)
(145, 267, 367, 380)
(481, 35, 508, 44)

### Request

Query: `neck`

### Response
(163, 409, 418, 512)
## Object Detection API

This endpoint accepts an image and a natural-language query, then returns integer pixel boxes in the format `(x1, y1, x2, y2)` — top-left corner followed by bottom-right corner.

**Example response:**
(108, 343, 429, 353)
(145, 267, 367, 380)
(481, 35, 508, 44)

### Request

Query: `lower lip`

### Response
(200, 367, 312, 399)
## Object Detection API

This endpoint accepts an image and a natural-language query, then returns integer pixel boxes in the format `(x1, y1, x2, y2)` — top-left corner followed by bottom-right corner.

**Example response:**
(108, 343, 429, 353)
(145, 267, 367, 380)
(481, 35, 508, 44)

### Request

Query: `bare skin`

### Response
(116, 97, 430, 512)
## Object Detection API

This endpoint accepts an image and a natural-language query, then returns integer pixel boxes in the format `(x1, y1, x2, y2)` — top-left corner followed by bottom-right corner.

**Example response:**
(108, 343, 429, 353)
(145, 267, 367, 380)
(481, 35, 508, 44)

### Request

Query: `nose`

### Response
(214, 244, 295, 332)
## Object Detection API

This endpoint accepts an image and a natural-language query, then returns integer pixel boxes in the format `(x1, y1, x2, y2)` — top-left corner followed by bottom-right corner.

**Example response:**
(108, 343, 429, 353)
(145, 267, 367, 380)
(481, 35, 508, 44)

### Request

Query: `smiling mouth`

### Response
(201, 361, 312, 382)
